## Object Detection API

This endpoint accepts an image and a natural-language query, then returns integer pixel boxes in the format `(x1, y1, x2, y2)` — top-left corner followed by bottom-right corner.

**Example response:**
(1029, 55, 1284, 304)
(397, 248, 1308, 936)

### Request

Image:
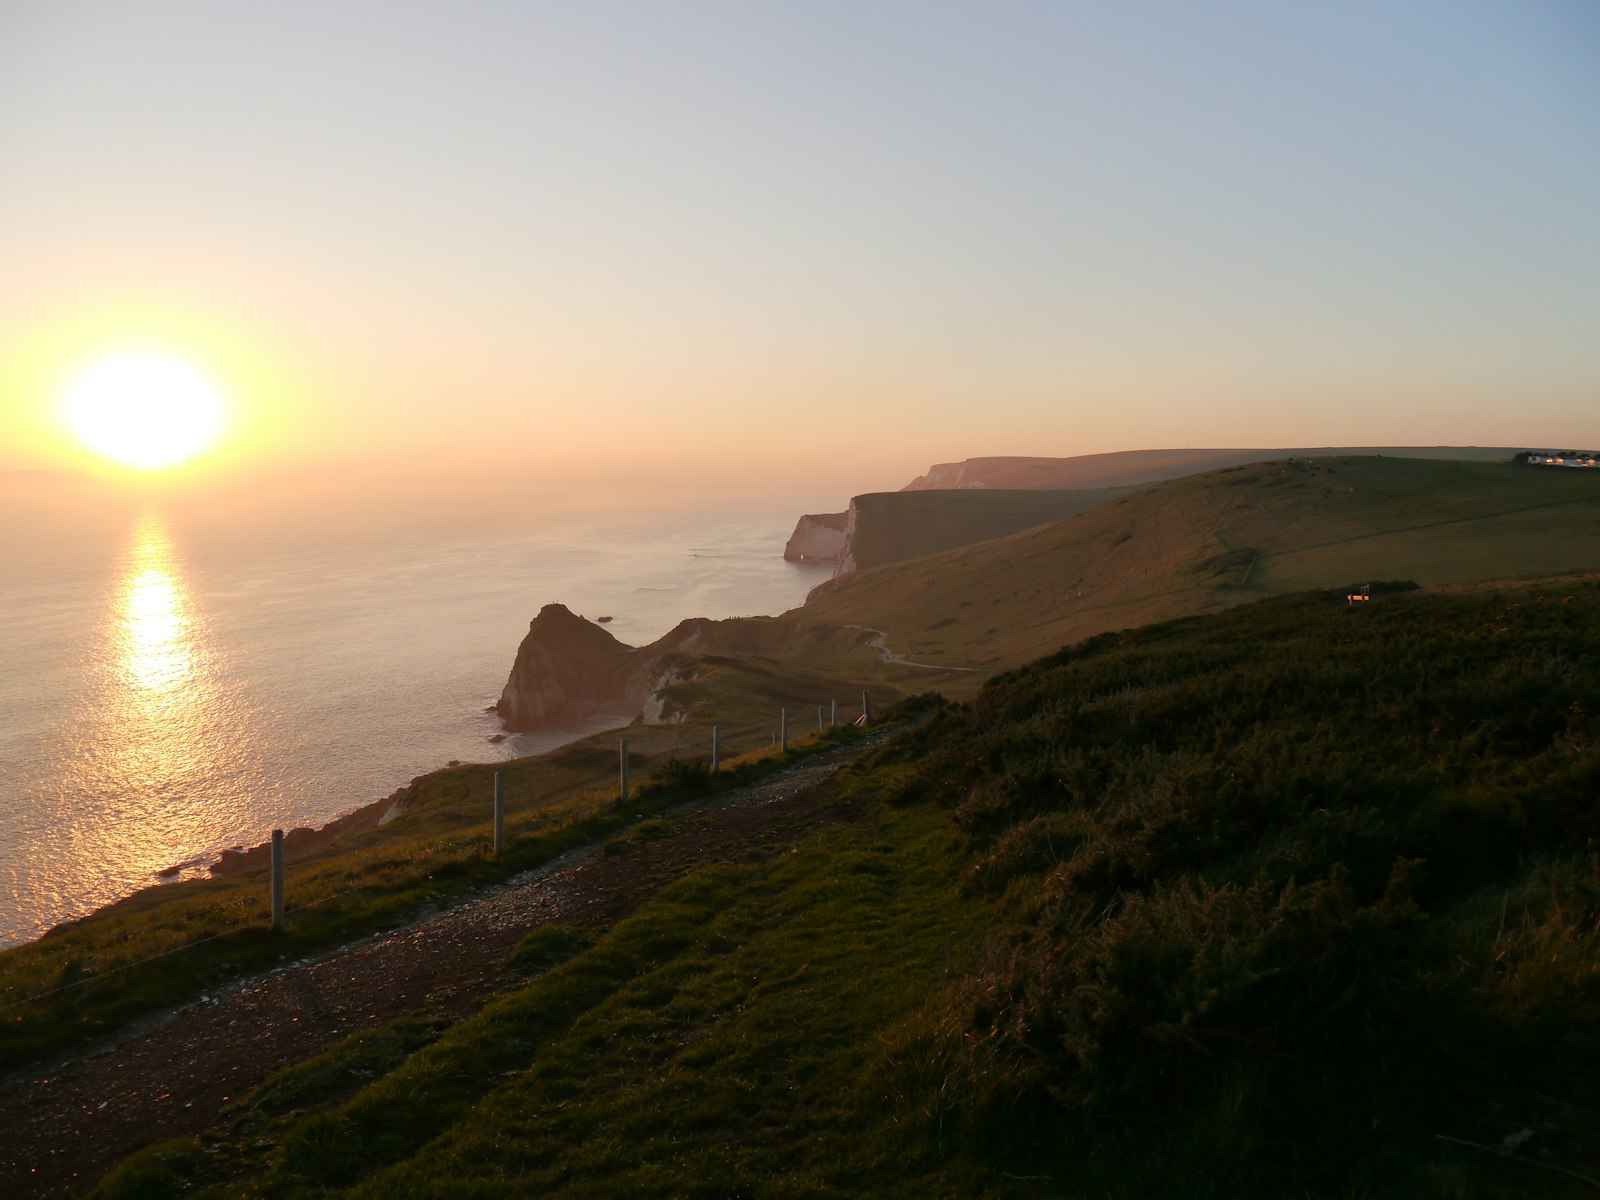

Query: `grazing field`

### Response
(801, 456, 1600, 675)
(837, 486, 1132, 573)
(0, 642, 942, 1075)
(91, 572, 1600, 1198)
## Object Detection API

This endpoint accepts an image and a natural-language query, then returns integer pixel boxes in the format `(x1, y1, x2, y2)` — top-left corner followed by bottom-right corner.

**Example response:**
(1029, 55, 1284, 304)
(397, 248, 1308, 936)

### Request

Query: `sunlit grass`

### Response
(0, 704, 885, 1071)
(84, 574, 1600, 1197)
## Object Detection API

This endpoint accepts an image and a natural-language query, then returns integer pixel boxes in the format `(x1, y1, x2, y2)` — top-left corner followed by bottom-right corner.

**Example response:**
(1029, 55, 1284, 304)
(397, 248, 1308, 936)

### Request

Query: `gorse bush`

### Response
(642, 755, 713, 794)
(883, 579, 1600, 1189)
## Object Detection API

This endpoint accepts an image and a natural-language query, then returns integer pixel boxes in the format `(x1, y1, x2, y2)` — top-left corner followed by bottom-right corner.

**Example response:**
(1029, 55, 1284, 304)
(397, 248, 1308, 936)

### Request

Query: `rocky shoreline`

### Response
(205, 791, 401, 878)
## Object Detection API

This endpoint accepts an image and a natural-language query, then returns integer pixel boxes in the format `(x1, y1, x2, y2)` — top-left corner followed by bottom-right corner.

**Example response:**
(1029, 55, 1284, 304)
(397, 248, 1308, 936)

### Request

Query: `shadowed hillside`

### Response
(88, 574, 1600, 1198)
(901, 445, 1517, 491)
(800, 456, 1600, 674)
(834, 486, 1132, 574)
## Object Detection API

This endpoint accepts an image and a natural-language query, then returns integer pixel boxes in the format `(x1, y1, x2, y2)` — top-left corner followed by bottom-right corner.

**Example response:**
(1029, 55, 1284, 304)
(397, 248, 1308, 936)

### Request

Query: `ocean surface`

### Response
(0, 480, 832, 948)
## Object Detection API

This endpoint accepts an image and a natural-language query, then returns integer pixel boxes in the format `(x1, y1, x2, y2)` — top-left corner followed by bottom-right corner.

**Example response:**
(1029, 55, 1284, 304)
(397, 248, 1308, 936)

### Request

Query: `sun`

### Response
(64, 353, 226, 470)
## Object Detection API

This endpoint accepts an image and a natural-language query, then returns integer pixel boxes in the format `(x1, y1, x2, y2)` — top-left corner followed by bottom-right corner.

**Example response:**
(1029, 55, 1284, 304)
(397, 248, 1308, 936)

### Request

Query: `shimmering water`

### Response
(0, 482, 831, 947)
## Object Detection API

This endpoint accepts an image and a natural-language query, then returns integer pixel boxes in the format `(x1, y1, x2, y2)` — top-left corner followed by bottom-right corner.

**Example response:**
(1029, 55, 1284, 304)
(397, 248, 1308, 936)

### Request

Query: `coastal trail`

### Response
(0, 733, 896, 1199)
(853, 624, 979, 672)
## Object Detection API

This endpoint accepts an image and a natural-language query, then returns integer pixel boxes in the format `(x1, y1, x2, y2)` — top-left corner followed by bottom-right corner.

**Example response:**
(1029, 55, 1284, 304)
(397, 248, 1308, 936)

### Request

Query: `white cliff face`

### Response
(640, 662, 690, 723)
(903, 461, 989, 490)
(833, 500, 860, 577)
(783, 512, 848, 561)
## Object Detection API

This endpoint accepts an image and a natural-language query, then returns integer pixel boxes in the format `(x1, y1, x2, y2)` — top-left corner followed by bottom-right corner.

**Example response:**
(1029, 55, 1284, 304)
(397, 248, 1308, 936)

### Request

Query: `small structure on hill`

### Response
(1517, 450, 1599, 468)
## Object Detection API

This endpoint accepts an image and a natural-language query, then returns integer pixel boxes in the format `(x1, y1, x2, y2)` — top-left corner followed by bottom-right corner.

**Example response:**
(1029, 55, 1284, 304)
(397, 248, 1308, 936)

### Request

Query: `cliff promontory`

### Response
(782, 512, 848, 561)
(496, 604, 876, 731)
(494, 604, 644, 729)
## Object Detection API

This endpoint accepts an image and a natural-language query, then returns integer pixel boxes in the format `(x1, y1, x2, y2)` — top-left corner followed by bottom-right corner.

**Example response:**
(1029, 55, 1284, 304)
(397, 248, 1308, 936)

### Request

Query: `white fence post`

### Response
(270, 829, 285, 931)
(620, 739, 629, 801)
(493, 771, 505, 859)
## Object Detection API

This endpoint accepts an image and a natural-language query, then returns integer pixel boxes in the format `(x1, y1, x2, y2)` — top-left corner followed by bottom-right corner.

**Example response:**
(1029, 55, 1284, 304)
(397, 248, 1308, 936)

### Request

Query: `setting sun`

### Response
(63, 353, 225, 470)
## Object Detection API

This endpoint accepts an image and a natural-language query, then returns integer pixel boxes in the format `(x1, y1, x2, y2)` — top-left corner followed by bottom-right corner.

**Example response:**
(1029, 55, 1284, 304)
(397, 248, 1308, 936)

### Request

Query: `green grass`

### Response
(88, 572, 1600, 1197)
(0, 709, 889, 1073)
(29, 458, 1584, 1072)
(840, 486, 1131, 572)
(801, 456, 1600, 675)
(94, 798, 992, 1198)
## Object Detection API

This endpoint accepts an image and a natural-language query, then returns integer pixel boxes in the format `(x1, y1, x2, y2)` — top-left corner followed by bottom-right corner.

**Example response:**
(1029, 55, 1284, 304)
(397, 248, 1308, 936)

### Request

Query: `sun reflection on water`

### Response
(120, 526, 195, 695)
(68, 513, 244, 888)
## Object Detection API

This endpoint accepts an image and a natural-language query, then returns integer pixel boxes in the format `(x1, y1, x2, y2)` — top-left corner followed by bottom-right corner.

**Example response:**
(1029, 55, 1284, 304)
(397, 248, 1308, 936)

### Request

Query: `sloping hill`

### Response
(901, 445, 1517, 491)
(91, 575, 1600, 1197)
(801, 456, 1600, 671)
(834, 486, 1132, 574)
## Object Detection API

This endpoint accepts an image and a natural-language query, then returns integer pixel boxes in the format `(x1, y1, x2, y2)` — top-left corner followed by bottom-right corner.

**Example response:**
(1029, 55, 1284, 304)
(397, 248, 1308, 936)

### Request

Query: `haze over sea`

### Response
(0, 475, 831, 948)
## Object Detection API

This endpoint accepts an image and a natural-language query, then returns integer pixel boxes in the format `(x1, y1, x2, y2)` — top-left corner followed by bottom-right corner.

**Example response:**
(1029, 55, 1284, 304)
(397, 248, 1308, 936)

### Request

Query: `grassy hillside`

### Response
(0, 638, 956, 1072)
(901, 445, 1517, 490)
(803, 456, 1600, 677)
(839, 486, 1132, 573)
(96, 573, 1600, 1197)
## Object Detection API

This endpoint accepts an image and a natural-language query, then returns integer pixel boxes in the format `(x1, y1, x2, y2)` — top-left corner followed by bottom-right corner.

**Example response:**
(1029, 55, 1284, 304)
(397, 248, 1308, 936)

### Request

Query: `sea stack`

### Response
(494, 603, 639, 730)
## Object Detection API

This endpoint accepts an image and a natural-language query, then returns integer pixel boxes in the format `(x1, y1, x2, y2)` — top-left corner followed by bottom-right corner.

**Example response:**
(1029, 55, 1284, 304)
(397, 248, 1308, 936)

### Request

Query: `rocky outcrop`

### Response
(783, 512, 848, 561)
(495, 604, 645, 730)
(496, 605, 876, 731)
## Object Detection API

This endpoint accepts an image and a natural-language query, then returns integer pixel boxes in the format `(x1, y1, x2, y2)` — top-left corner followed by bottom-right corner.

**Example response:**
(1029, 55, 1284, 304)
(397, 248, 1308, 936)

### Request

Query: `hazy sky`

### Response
(2, 1, 1597, 497)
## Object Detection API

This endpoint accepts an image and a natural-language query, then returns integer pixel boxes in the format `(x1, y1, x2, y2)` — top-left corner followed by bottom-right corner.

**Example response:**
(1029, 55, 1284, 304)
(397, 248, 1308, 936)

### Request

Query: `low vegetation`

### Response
(89, 572, 1600, 1196)
(0, 711, 884, 1073)
(801, 455, 1600, 675)
(838, 486, 1131, 572)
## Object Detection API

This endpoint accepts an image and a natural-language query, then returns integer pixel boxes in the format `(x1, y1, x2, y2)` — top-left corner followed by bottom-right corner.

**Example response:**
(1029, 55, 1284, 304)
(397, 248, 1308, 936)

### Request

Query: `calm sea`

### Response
(0, 478, 831, 948)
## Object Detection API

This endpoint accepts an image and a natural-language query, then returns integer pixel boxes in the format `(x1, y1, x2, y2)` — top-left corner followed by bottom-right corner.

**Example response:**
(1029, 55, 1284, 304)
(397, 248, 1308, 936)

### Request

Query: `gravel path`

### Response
(0, 735, 890, 1198)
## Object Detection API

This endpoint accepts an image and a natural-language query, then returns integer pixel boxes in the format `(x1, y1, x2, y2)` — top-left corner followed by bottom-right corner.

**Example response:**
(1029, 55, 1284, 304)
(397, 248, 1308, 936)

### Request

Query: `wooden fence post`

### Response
(620, 739, 629, 801)
(780, 707, 788, 752)
(712, 724, 720, 774)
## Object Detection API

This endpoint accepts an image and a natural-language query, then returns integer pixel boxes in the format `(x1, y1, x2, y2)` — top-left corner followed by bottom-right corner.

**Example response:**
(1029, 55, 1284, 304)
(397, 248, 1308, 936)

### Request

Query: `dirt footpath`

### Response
(0, 738, 884, 1198)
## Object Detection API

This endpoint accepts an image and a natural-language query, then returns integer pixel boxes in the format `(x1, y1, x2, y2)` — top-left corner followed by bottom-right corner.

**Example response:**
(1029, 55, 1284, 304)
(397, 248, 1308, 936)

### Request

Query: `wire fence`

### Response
(0, 695, 877, 1016)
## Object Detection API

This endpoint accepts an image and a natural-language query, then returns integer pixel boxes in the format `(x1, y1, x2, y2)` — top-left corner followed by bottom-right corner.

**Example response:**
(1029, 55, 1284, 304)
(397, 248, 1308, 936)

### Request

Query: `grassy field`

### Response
(0, 639, 953, 1073)
(802, 456, 1600, 677)
(91, 572, 1600, 1198)
(10, 455, 1597, 1080)
(838, 486, 1132, 572)
(899, 444, 1517, 491)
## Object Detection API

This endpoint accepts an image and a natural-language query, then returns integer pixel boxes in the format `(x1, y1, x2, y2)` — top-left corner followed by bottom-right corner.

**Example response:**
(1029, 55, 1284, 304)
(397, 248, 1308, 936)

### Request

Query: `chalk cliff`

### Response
(782, 512, 848, 561)
(495, 604, 875, 731)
